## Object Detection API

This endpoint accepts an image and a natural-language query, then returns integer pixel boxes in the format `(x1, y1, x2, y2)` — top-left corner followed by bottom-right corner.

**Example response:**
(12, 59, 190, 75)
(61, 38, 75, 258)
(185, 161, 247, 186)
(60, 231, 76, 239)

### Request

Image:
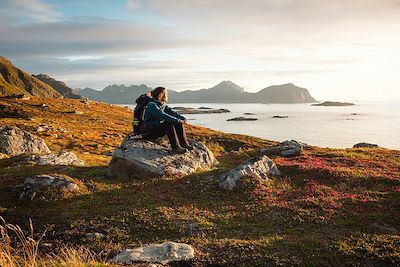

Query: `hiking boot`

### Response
(170, 147, 187, 154)
(181, 144, 194, 151)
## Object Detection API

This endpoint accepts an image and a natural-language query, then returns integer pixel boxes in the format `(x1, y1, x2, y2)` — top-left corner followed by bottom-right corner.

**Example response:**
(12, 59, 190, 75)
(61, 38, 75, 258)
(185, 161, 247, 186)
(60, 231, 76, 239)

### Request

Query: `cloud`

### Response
(126, 0, 142, 10)
(1, 0, 61, 22)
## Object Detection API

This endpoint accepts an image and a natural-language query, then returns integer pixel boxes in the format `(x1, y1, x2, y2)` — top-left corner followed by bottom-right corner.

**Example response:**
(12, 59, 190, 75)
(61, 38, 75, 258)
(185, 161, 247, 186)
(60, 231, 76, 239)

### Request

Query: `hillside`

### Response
(33, 74, 82, 99)
(0, 56, 62, 98)
(0, 97, 399, 266)
(78, 81, 317, 104)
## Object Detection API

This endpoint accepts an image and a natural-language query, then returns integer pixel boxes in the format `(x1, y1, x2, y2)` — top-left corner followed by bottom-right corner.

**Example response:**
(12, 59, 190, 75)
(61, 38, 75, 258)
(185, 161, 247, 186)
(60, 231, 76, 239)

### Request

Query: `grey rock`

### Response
(16, 174, 79, 200)
(23, 151, 85, 166)
(111, 242, 194, 264)
(36, 126, 46, 132)
(261, 140, 305, 157)
(85, 233, 106, 239)
(353, 142, 379, 148)
(104, 151, 113, 156)
(219, 155, 281, 191)
(107, 134, 217, 178)
(0, 126, 51, 156)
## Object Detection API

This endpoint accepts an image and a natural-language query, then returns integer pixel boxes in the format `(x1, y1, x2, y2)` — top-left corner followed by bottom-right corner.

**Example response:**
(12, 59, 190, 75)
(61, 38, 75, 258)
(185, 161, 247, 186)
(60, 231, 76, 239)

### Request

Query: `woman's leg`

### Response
(173, 123, 189, 147)
(161, 122, 180, 148)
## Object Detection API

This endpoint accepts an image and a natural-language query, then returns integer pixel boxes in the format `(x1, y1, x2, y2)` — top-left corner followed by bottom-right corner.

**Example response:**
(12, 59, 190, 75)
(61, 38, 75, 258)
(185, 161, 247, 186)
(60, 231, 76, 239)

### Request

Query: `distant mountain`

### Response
(33, 74, 82, 99)
(77, 84, 151, 103)
(170, 81, 246, 103)
(79, 81, 317, 104)
(253, 83, 316, 103)
(0, 56, 62, 98)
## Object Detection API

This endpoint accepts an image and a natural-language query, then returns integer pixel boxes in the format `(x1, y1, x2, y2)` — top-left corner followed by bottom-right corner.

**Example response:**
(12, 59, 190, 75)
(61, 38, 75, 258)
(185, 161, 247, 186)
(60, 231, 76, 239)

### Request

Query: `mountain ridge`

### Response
(78, 81, 317, 104)
(33, 74, 82, 99)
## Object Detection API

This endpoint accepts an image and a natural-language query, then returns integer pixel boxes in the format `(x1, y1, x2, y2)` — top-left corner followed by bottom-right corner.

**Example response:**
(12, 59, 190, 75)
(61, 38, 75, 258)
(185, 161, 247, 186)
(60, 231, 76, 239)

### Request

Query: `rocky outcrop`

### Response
(16, 174, 80, 200)
(23, 151, 84, 166)
(0, 126, 51, 156)
(111, 242, 194, 264)
(353, 142, 379, 148)
(219, 155, 280, 191)
(108, 134, 217, 178)
(261, 140, 305, 157)
(227, 117, 257, 121)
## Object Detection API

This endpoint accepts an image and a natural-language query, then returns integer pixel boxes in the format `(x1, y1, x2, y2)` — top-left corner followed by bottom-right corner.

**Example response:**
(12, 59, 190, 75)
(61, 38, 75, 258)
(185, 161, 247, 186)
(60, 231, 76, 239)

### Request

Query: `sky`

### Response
(1, 0, 400, 102)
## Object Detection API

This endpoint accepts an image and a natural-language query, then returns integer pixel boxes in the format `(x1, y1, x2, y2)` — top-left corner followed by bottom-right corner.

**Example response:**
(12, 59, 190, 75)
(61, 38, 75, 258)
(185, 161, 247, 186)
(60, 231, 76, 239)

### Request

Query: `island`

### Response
(172, 107, 230, 114)
(227, 117, 258, 121)
(311, 101, 355, 106)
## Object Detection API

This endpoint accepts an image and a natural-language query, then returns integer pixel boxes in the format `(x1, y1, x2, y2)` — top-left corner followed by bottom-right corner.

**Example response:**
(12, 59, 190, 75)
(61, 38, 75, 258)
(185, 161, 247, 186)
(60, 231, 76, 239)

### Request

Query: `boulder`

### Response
(16, 174, 80, 200)
(261, 140, 305, 157)
(111, 242, 194, 264)
(23, 151, 85, 166)
(353, 142, 379, 148)
(219, 155, 280, 191)
(108, 134, 217, 178)
(0, 126, 51, 156)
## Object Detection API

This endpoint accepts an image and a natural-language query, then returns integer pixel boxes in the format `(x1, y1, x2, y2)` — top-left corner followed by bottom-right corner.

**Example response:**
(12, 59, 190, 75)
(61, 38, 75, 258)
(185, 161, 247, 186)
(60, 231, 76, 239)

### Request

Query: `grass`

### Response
(0, 97, 399, 266)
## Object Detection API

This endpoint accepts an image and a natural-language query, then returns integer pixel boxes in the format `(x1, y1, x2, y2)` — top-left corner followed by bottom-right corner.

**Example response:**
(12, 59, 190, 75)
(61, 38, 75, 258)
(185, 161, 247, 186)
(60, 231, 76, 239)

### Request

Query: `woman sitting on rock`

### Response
(142, 87, 193, 154)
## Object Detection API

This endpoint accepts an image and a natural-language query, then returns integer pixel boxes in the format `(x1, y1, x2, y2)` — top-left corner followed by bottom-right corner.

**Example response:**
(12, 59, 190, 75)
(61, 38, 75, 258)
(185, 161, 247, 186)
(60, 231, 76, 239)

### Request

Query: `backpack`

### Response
(132, 93, 155, 134)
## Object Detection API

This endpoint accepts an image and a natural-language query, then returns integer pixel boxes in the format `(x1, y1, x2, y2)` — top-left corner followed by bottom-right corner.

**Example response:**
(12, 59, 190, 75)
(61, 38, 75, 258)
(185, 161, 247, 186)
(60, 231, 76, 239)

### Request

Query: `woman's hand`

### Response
(182, 120, 188, 125)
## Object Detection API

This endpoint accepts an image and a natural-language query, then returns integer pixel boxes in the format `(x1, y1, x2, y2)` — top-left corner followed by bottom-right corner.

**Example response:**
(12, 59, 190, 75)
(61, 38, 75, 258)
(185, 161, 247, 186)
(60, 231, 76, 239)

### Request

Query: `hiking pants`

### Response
(143, 122, 188, 149)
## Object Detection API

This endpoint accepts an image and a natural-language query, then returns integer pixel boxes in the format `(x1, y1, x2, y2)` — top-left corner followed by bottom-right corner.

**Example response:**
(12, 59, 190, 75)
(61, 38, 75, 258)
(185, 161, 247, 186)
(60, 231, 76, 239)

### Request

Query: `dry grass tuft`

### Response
(0, 217, 111, 267)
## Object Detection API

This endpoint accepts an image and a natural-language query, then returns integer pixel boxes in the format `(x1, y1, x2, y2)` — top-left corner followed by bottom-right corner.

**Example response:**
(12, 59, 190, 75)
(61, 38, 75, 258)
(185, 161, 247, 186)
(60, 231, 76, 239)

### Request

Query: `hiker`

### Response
(135, 87, 193, 154)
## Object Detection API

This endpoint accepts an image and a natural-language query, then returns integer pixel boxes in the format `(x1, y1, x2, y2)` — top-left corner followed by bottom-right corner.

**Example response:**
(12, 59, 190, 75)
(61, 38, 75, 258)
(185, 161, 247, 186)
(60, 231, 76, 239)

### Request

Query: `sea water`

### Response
(123, 102, 400, 149)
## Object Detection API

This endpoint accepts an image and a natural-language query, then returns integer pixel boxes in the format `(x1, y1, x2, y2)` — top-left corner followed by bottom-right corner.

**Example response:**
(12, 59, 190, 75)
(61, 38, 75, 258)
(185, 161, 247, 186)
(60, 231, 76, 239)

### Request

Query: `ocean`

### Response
(123, 102, 400, 150)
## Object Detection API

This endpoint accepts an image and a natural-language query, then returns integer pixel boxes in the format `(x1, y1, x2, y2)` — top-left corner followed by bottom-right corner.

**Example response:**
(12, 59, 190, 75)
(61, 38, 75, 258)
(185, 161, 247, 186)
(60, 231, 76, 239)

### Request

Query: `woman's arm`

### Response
(164, 106, 186, 121)
(146, 102, 183, 124)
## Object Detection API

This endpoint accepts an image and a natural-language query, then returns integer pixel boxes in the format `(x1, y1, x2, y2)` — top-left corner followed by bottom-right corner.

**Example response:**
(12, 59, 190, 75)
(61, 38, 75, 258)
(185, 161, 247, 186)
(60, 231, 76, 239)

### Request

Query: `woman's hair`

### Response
(151, 87, 166, 101)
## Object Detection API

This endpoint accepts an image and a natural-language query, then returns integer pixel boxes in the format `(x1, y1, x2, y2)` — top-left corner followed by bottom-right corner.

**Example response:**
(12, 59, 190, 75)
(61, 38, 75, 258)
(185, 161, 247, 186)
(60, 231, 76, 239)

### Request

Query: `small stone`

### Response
(85, 233, 106, 239)
(37, 126, 46, 132)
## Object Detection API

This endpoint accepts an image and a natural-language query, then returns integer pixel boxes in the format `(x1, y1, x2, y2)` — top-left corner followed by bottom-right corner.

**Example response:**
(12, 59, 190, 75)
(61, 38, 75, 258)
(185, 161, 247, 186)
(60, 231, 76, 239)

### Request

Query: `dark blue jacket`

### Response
(143, 100, 186, 126)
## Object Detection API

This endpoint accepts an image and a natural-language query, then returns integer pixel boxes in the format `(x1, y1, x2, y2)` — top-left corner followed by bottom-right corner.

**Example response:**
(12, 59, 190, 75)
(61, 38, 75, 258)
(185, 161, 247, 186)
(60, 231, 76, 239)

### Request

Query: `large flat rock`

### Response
(111, 242, 194, 264)
(107, 134, 218, 178)
(23, 151, 85, 166)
